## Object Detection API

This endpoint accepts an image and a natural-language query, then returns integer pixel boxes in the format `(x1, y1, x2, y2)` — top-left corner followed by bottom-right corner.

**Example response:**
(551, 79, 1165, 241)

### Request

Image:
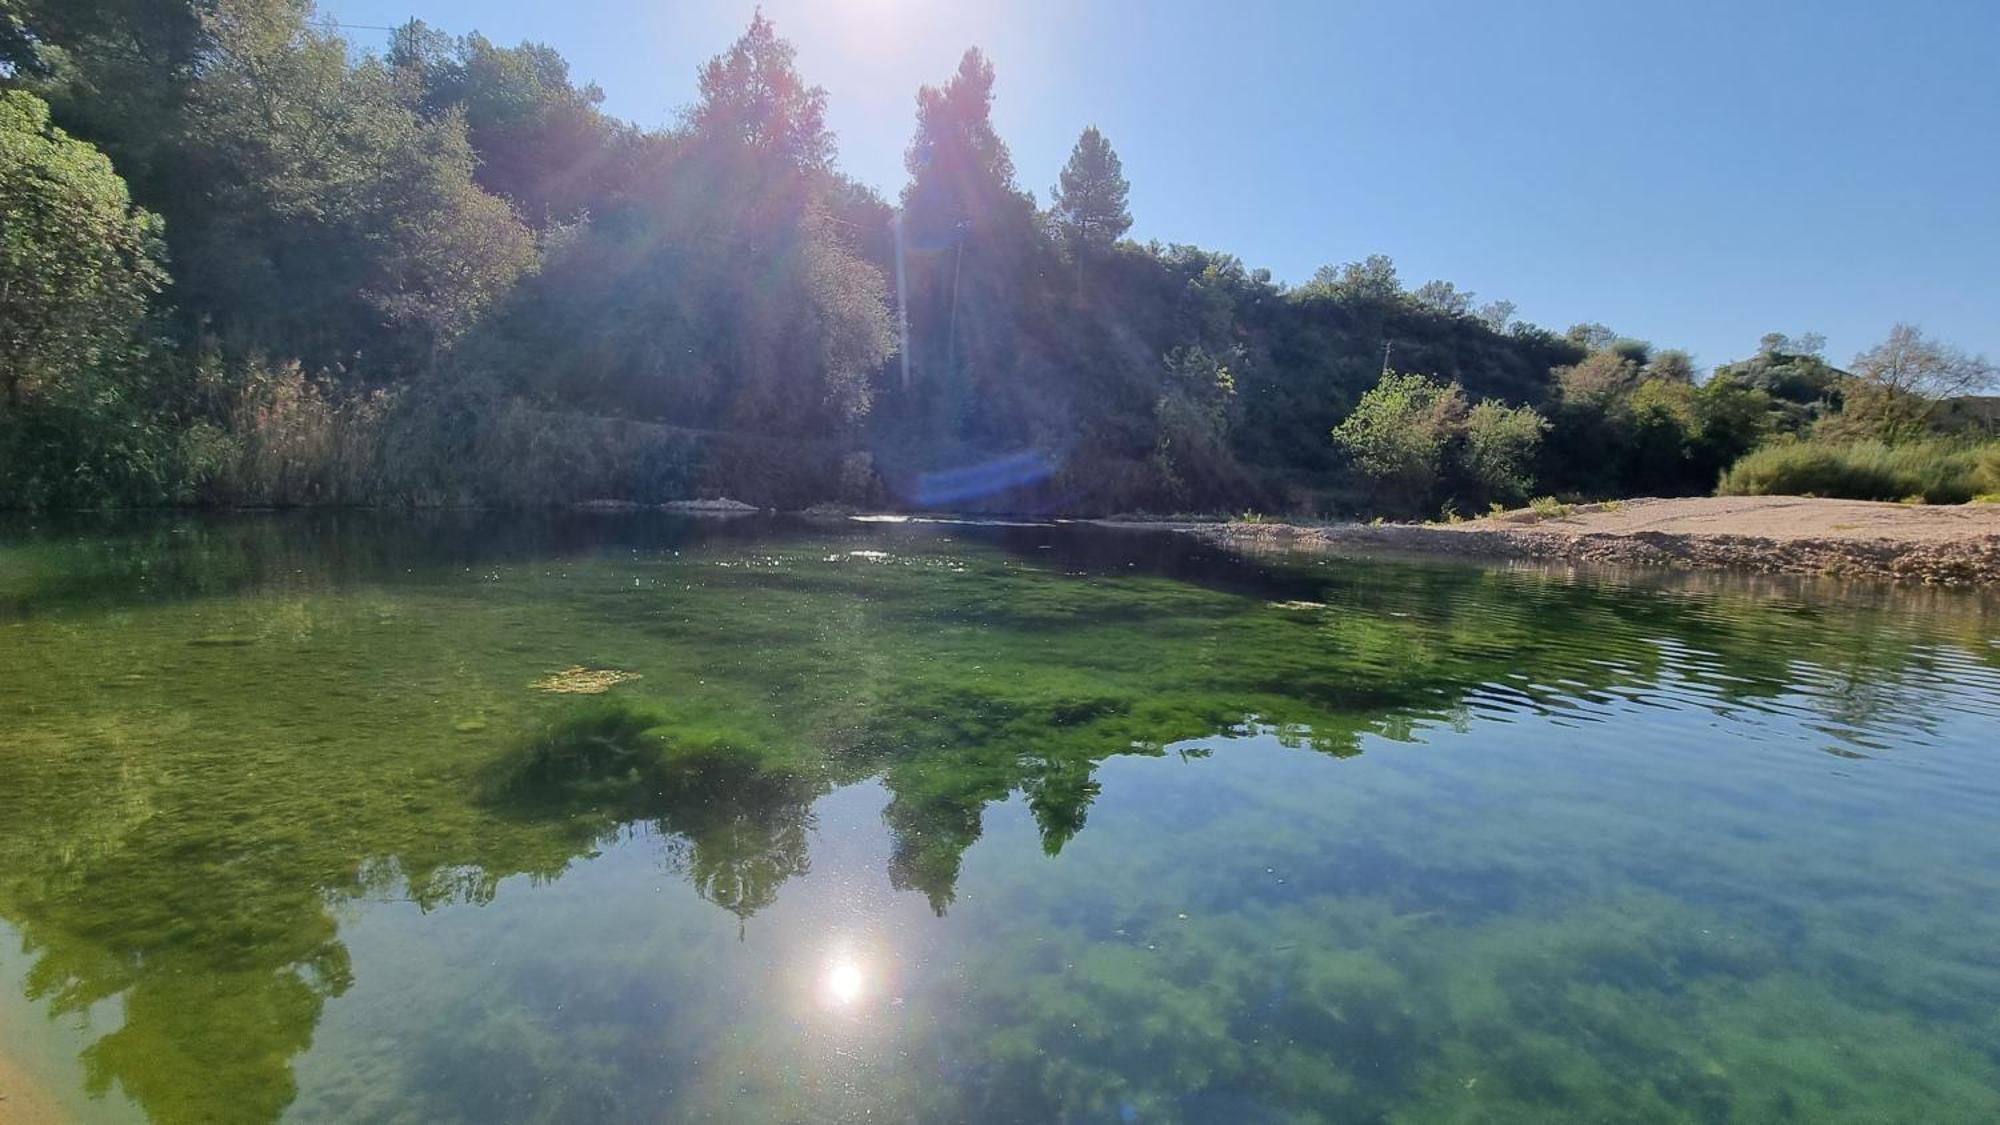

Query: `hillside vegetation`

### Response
(1, 3, 1991, 514)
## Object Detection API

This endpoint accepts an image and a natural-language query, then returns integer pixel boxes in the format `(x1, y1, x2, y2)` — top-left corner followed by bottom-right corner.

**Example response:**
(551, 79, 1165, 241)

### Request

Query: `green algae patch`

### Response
(530, 666, 642, 694)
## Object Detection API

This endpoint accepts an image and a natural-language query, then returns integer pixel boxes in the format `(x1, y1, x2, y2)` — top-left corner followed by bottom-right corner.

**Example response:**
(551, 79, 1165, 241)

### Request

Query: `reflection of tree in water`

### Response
(884, 783, 989, 916)
(5, 826, 356, 1123)
(485, 703, 821, 926)
(652, 750, 816, 928)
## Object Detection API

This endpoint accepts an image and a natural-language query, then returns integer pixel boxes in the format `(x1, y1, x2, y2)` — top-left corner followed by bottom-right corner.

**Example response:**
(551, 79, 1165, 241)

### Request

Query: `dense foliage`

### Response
(1, 2, 1991, 513)
(1719, 439, 2000, 505)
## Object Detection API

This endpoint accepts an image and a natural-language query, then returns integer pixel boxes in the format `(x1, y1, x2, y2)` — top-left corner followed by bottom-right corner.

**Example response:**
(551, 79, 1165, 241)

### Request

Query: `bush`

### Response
(1462, 398, 1548, 507)
(212, 361, 389, 506)
(1717, 439, 1998, 504)
(1331, 371, 1465, 517)
(1333, 370, 1548, 517)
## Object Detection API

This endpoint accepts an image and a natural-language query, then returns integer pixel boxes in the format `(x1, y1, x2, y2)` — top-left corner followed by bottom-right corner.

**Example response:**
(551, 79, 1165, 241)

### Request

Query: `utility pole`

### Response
(945, 220, 968, 372)
(892, 212, 911, 392)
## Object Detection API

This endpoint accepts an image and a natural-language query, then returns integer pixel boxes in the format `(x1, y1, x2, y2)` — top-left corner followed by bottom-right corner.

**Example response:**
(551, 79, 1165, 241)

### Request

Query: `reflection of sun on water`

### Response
(825, 956, 866, 1006)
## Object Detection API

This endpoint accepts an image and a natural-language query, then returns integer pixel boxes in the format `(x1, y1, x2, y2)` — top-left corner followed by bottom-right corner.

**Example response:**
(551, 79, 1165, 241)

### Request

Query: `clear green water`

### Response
(2, 513, 1998, 1123)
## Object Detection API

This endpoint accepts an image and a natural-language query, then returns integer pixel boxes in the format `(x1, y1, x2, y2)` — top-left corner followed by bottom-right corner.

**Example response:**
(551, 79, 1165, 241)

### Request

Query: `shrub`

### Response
(1717, 439, 1998, 504)
(1332, 371, 1463, 516)
(213, 361, 389, 506)
(1462, 398, 1548, 507)
(1333, 371, 1551, 517)
(1976, 445, 2000, 496)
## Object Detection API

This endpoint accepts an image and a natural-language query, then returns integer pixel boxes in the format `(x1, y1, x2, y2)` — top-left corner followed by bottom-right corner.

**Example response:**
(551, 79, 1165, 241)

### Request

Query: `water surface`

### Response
(2, 513, 1998, 1122)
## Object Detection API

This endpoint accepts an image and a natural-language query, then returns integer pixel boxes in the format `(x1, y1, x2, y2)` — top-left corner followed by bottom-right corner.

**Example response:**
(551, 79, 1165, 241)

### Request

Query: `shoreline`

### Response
(1120, 496, 2000, 586)
(0, 1051, 67, 1124)
(8, 495, 2000, 586)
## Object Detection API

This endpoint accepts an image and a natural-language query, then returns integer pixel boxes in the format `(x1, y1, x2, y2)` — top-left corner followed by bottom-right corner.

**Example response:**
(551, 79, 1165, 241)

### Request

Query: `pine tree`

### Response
(1050, 125, 1132, 282)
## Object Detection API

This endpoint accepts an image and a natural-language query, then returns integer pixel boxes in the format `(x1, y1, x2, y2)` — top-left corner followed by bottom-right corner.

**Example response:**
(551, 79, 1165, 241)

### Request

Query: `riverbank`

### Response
(1131, 497, 2000, 585)
(0, 1052, 66, 1124)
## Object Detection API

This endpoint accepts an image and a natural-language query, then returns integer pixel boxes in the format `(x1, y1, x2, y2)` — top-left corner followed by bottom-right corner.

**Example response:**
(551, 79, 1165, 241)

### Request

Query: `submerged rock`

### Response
(660, 497, 759, 512)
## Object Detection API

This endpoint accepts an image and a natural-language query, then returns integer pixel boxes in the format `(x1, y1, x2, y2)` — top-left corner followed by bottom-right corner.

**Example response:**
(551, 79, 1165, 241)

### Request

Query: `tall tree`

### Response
(0, 88, 180, 510)
(902, 48, 1023, 242)
(0, 0, 209, 196)
(1831, 324, 1996, 441)
(0, 89, 165, 408)
(468, 12, 891, 448)
(387, 21, 621, 226)
(685, 9, 829, 172)
(896, 47, 1036, 442)
(1049, 125, 1131, 287)
(181, 0, 535, 374)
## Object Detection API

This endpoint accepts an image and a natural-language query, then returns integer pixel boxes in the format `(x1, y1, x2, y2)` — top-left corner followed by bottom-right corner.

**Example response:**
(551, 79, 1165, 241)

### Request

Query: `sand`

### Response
(0, 1053, 67, 1124)
(1152, 497, 2000, 585)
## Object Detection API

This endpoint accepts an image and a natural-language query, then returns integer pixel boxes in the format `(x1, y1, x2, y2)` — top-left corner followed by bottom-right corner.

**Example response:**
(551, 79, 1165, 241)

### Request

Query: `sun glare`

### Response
(825, 957, 866, 1005)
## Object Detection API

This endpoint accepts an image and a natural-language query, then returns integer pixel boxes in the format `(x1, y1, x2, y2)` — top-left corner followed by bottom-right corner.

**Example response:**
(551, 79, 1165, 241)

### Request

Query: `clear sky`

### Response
(327, 0, 1998, 372)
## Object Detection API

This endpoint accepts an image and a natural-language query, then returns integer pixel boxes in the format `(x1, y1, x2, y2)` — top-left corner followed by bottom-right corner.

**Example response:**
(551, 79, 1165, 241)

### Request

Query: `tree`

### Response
(1555, 349, 1644, 411)
(179, 0, 535, 374)
(359, 108, 541, 367)
(902, 48, 1020, 235)
(1565, 322, 1619, 352)
(0, 0, 210, 198)
(461, 12, 892, 462)
(1331, 370, 1548, 516)
(1412, 279, 1474, 317)
(1309, 254, 1401, 302)
(685, 9, 830, 172)
(0, 89, 165, 408)
(1151, 344, 1241, 505)
(1462, 398, 1547, 506)
(0, 88, 186, 509)
(1474, 300, 1516, 333)
(895, 46, 1038, 444)
(1759, 331, 1825, 358)
(387, 22, 620, 225)
(1050, 125, 1131, 273)
(1331, 370, 1465, 515)
(1837, 324, 1996, 440)
(1646, 348, 1696, 384)
(1713, 336, 1842, 434)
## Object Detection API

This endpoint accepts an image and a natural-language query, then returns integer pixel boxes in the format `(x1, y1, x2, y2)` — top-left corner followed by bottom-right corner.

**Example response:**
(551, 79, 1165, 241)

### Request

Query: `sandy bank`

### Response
(0, 1052, 67, 1123)
(1142, 496, 2000, 585)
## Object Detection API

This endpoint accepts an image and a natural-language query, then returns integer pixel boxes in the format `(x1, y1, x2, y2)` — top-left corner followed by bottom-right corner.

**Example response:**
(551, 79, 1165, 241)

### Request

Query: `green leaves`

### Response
(0, 89, 165, 408)
(1332, 371, 1549, 516)
(1051, 125, 1132, 261)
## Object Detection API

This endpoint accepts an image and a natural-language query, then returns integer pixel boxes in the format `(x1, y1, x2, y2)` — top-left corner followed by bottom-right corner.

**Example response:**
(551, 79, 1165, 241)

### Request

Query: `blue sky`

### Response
(327, 0, 1999, 371)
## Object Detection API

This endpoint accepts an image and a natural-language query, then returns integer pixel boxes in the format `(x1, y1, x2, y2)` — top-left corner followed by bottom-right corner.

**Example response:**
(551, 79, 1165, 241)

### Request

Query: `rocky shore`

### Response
(1150, 497, 2000, 586)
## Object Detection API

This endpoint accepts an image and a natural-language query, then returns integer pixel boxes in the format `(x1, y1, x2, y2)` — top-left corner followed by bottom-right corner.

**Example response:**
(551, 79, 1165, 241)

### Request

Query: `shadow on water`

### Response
(0, 512, 1996, 1121)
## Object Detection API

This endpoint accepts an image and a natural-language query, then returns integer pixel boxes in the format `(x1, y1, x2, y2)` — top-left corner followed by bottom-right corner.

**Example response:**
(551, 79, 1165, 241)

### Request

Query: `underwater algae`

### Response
(529, 666, 642, 694)
(0, 513, 1997, 1122)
